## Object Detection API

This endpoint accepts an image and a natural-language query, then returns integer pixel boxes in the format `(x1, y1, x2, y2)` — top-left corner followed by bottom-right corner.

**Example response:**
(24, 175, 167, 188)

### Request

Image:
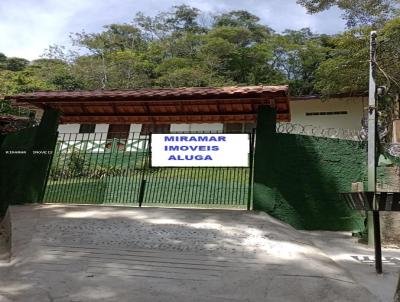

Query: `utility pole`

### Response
(367, 30, 382, 274)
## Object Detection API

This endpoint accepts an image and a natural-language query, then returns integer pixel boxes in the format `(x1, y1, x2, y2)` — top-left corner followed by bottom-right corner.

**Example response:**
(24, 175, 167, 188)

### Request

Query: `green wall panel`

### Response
(0, 109, 59, 214)
(253, 107, 366, 231)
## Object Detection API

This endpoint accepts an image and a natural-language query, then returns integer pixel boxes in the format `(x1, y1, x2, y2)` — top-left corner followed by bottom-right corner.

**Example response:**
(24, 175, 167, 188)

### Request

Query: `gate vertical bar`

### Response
(70, 133, 83, 203)
(59, 133, 73, 203)
(90, 132, 103, 203)
(138, 133, 150, 206)
(128, 133, 141, 203)
(49, 133, 64, 202)
(39, 131, 59, 202)
(123, 133, 134, 203)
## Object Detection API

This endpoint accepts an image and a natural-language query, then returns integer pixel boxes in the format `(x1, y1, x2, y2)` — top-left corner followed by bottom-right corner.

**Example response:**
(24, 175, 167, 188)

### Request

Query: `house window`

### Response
(107, 124, 130, 139)
(305, 111, 348, 116)
(140, 124, 170, 135)
(224, 122, 256, 133)
(79, 124, 96, 133)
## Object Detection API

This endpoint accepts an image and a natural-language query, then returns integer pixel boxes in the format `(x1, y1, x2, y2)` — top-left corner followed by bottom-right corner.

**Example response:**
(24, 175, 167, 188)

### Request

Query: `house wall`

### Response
(56, 97, 366, 136)
(170, 123, 223, 132)
(58, 124, 112, 140)
(289, 97, 367, 130)
(58, 97, 368, 139)
(95, 124, 109, 132)
(58, 124, 110, 134)
(58, 124, 80, 134)
(128, 124, 142, 139)
(58, 123, 224, 135)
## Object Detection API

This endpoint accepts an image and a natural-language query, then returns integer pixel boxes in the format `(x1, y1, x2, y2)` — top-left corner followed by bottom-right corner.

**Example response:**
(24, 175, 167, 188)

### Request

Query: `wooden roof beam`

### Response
(60, 114, 263, 124)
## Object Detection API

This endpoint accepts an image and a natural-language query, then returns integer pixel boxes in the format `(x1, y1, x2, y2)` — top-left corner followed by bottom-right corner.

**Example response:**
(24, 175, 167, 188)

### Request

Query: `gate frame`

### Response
(42, 130, 255, 209)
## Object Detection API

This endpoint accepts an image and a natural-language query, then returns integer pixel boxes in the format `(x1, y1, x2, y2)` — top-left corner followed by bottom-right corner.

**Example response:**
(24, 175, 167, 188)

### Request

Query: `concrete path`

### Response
(0, 205, 379, 302)
(303, 230, 400, 302)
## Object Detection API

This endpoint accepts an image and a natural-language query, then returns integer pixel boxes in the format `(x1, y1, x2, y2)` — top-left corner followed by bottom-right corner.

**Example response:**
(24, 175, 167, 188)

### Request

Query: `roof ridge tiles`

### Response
(5, 85, 288, 101)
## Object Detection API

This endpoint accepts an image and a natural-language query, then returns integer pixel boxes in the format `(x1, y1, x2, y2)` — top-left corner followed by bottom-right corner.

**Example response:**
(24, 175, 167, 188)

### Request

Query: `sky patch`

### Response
(0, 0, 345, 60)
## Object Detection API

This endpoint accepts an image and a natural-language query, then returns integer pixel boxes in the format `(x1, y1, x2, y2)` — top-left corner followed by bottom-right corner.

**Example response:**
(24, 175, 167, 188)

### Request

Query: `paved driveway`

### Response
(0, 205, 378, 302)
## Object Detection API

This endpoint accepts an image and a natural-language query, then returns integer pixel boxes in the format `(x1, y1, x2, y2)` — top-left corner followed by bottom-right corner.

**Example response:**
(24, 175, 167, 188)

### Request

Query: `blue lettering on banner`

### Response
(164, 136, 226, 142)
(168, 155, 213, 161)
(165, 146, 220, 151)
(162, 135, 227, 163)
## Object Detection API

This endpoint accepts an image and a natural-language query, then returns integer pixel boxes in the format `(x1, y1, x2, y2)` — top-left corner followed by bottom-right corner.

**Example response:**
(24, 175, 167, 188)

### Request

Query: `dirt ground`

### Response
(0, 205, 388, 302)
(0, 219, 10, 262)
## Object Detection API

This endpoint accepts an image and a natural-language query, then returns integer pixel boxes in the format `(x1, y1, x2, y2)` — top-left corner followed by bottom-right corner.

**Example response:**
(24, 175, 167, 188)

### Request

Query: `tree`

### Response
(72, 24, 145, 53)
(134, 5, 206, 41)
(156, 67, 215, 87)
(297, 0, 399, 27)
(312, 18, 400, 136)
(106, 50, 154, 88)
(70, 24, 146, 88)
(314, 18, 400, 98)
(313, 27, 370, 96)
(0, 53, 7, 69)
(10, 6, 386, 96)
(0, 69, 54, 95)
(166, 5, 205, 33)
(213, 10, 273, 42)
(0, 54, 30, 72)
(273, 29, 330, 95)
(29, 59, 84, 90)
(197, 26, 284, 85)
(2, 7, 336, 94)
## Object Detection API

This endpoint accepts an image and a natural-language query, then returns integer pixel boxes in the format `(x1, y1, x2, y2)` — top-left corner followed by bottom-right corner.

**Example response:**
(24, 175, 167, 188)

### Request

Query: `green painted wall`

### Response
(0, 109, 59, 214)
(253, 107, 366, 231)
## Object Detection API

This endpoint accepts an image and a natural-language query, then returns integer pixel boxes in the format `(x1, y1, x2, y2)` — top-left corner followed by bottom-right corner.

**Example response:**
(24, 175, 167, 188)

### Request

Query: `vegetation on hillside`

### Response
(0, 4, 399, 117)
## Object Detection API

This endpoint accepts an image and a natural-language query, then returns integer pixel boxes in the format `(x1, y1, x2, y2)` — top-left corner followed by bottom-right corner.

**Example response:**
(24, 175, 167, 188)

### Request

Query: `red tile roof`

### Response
(5, 86, 288, 102)
(5, 86, 289, 124)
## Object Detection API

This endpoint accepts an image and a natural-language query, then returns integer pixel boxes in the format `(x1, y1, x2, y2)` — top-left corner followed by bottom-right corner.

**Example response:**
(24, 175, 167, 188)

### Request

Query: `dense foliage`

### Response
(297, 0, 399, 27)
(0, 6, 331, 98)
(0, 5, 399, 114)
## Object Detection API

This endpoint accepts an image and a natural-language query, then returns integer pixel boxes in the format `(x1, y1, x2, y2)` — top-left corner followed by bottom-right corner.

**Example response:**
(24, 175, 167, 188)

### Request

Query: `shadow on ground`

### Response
(0, 205, 380, 302)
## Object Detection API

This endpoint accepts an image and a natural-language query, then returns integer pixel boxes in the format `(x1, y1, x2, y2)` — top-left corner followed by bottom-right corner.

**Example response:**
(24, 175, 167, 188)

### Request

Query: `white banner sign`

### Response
(151, 134, 250, 167)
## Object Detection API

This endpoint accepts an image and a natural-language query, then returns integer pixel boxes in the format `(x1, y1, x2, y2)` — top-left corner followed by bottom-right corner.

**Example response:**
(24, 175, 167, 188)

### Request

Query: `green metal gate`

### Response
(43, 132, 254, 209)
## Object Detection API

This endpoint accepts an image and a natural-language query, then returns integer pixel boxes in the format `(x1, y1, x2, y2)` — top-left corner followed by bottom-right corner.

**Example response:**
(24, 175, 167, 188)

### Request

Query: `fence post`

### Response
(137, 133, 151, 207)
(138, 179, 147, 207)
(247, 129, 255, 211)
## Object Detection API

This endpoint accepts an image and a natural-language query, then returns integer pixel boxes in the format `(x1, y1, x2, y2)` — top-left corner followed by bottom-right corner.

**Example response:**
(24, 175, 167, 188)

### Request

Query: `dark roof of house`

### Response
(5, 85, 290, 124)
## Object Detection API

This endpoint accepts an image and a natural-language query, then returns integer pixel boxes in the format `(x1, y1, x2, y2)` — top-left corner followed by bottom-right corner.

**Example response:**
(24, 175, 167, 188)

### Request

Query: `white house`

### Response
(289, 95, 367, 131)
(56, 95, 367, 138)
